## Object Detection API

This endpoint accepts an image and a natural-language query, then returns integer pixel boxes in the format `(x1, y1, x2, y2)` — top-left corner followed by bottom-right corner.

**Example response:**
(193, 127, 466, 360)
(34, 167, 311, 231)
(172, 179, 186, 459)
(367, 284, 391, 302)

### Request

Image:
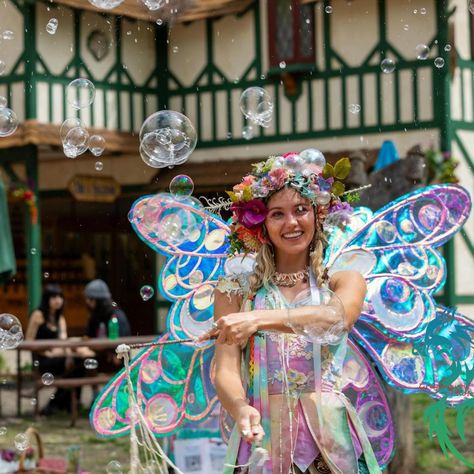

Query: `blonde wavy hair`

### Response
(248, 216, 328, 295)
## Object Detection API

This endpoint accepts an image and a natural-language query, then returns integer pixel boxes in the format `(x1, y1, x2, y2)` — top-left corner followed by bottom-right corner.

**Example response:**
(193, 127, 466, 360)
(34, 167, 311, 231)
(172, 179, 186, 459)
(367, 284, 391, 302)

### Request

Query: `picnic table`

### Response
(15, 335, 156, 424)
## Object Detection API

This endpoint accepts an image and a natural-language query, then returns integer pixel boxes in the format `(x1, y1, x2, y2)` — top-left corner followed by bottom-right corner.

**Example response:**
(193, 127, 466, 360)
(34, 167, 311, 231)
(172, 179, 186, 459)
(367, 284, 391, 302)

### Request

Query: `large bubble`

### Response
(66, 78, 96, 109)
(88, 0, 125, 9)
(239, 87, 273, 128)
(0, 313, 24, 350)
(139, 111, 197, 168)
(142, 0, 165, 10)
(0, 108, 19, 137)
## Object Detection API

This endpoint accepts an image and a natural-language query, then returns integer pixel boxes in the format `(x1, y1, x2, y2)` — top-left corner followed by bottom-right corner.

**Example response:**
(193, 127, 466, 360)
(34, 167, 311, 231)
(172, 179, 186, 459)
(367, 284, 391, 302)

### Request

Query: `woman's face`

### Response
(265, 187, 315, 256)
(49, 294, 63, 311)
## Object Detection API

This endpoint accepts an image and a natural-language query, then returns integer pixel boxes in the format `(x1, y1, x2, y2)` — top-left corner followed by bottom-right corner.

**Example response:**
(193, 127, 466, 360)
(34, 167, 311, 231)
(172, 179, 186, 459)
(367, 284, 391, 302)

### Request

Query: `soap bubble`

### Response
(169, 174, 194, 198)
(300, 148, 326, 168)
(420, 7, 427, 14)
(156, 19, 163, 25)
(0, 313, 24, 350)
(106, 460, 123, 474)
(46, 18, 58, 35)
(60, 117, 85, 141)
(0, 427, 6, 436)
(325, 5, 333, 13)
(0, 108, 19, 137)
(66, 78, 96, 109)
(84, 358, 99, 370)
(88, 135, 106, 156)
(140, 285, 154, 301)
(14, 433, 29, 451)
(142, 0, 165, 10)
(239, 87, 273, 128)
(434, 57, 445, 68)
(95, 161, 104, 171)
(416, 44, 430, 60)
(139, 110, 197, 168)
(348, 103, 361, 114)
(380, 58, 395, 74)
(444, 44, 452, 52)
(172, 46, 179, 53)
(0, 96, 7, 108)
(242, 125, 254, 140)
(41, 373, 54, 386)
(63, 127, 89, 158)
(279, 61, 286, 69)
(88, 0, 125, 9)
(2, 30, 14, 41)
(0, 61, 6, 76)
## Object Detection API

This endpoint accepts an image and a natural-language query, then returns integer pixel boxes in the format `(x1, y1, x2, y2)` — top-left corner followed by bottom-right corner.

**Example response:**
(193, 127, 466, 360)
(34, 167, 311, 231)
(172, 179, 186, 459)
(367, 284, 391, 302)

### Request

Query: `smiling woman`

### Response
(209, 151, 380, 474)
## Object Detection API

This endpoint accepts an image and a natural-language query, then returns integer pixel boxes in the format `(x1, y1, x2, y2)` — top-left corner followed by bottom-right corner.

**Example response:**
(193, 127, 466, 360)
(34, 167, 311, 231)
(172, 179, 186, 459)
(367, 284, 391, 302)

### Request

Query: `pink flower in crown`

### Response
(231, 199, 268, 228)
(242, 175, 256, 186)
(268, 168, 289, 189)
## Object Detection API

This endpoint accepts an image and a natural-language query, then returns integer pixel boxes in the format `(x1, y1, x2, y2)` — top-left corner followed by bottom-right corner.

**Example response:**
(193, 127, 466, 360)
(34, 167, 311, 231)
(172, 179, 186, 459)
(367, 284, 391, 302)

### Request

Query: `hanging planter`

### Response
(9, 183, 38, 225)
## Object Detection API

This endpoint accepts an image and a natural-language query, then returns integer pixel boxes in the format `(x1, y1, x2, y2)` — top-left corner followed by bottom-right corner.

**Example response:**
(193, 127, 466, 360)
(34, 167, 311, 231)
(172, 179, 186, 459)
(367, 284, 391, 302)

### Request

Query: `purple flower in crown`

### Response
(317, 175, 334, 192)
(1, 449, 16, 462)
(231, 199, 268, 229)
(327, 201, 353, 225)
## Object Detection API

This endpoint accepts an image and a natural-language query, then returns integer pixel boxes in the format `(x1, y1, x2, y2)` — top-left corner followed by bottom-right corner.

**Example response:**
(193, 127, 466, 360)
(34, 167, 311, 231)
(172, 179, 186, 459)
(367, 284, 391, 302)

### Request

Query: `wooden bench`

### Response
(33, 374, 112, 426)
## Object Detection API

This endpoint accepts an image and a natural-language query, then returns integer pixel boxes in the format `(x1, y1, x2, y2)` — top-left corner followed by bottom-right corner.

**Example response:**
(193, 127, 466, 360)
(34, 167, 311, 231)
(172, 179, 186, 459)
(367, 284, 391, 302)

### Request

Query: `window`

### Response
(268, 0, 315, 71)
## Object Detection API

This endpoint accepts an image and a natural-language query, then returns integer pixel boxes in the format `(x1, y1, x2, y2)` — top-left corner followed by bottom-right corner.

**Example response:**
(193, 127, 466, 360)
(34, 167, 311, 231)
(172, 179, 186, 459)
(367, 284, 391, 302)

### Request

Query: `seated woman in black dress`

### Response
(25, 284, 87, 414)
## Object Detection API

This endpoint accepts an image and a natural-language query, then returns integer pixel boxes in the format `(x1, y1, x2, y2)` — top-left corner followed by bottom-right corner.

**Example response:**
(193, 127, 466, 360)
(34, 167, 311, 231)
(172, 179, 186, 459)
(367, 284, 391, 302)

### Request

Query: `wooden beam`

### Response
(0, 121, 139, 154)
(52, 0, 255, 23)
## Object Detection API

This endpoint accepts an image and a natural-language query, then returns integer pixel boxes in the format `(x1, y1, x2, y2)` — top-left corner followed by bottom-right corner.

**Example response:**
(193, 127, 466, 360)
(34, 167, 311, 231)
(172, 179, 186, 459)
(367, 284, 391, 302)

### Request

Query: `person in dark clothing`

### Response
(84, 279, 131, 374)
(84, 279, 131, 338)
(25, 284, 88, 414)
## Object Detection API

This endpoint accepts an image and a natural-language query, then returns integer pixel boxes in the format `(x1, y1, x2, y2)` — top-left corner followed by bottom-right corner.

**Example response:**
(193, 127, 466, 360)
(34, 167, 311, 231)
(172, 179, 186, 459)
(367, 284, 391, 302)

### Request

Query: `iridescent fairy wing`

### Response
(91, 193, 229, 437)
(342, 340, 395, 468)
(326, 184, 473, 403)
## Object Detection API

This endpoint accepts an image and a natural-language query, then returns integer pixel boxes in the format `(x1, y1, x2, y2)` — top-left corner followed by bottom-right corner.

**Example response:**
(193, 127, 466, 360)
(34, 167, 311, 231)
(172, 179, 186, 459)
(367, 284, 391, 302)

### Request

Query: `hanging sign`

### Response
(68, 175, 121, 203)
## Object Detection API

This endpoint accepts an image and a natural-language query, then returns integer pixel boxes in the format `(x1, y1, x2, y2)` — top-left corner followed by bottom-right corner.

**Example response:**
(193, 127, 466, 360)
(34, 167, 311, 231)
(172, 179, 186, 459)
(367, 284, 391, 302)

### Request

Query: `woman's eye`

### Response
(270, 212, 283, 218)
(296, 206, 308, 214)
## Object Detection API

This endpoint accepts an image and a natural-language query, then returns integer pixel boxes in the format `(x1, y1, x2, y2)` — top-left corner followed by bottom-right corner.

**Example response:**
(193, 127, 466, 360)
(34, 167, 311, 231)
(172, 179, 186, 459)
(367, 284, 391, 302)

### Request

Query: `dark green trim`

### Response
(23, 2, 37, 120)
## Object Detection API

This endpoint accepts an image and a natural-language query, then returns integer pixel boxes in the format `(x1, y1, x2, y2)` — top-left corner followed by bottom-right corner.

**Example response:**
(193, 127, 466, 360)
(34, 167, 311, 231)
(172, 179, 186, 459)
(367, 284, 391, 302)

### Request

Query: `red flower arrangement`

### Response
(10, 183, 38, 225)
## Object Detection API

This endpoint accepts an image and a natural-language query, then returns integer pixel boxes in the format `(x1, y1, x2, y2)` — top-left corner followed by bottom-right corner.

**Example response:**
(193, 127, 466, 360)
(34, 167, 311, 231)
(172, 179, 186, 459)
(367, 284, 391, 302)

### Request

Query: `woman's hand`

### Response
(199, 311, 260, 345)
(234, 401, 265, 444)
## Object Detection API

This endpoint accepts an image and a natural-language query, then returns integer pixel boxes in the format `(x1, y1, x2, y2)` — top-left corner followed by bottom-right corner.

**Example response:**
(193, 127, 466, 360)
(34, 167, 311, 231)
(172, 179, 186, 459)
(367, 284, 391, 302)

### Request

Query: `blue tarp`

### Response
(373, 140, 400, 172)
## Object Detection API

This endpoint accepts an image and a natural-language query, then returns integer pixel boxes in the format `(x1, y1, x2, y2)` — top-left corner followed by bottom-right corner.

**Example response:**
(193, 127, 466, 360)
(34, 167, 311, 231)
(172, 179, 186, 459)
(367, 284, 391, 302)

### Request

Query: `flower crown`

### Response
(227, 149, 356, 255)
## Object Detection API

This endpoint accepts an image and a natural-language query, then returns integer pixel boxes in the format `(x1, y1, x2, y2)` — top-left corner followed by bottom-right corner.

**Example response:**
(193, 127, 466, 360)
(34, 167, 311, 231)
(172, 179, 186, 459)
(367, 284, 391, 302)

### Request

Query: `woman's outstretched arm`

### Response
(208, 270, 366, 344)
(213, 289, 264, 444)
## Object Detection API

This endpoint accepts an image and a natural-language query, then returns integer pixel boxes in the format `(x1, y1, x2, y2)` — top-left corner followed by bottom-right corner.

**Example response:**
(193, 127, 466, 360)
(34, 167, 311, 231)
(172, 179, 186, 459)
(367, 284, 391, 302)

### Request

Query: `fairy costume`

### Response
(218, 270, 382, 474)
(90, 149, 473, 474)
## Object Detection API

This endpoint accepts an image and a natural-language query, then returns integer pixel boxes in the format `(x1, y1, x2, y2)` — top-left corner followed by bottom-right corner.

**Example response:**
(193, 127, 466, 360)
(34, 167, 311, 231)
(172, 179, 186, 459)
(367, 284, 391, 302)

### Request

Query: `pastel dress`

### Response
(217, 273, 382, 474)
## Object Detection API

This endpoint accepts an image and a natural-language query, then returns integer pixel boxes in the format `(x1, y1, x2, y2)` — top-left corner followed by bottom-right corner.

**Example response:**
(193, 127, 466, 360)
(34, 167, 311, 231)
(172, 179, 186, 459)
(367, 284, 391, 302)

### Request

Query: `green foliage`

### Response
(425, 149, 459, 184)
(334, 157, 351, 180)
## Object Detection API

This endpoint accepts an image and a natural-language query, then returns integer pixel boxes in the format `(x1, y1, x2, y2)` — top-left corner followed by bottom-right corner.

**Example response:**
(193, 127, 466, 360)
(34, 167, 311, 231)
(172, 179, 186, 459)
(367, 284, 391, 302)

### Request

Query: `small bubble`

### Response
(0, 427, 7, 436)
(43, 272, 50, 278)
(0, 96, 7, 107)
(403, 24, 409, 31)
(380, 58, 395, 74)
(95, 161, 104, 171)
(420, 7, 427, 14)
(2, 30, 14, 40)
(242, 125, 254, 140)
(30, 248, 37, 255)
(33, 360, 40, 367)
(41, 372, 54, 385)
(140, 285, 154, 301)
(84, 358, 99, 370)
(30, 398, 37, 406)
(434, 57, 445, 68)
(348, 103, 361, 114)
(156, 19, 163, 26)
(279, 61, 286, 69)
(46, 18, 58, 35)
(444, 44, 452, 52)
(325, 5, 333, 13)
(14, 433, 29, 451)
(172, 46, 179, 53)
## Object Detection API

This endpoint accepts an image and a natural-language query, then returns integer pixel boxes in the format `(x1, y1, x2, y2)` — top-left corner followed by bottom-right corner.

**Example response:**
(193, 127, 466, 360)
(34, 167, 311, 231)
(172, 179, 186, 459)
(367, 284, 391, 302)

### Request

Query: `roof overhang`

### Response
(52, 0, 255, 23)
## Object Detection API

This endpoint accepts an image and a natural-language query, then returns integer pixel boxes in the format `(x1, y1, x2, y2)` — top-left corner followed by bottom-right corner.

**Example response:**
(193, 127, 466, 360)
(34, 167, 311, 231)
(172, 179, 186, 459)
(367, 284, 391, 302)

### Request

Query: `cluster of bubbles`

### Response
(0, 313, 24, 350)
(139, 110, 197, 168)
(239, 87, 273, 140)
(88, 0, 125, 9)
(60, 79, 106, 164)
